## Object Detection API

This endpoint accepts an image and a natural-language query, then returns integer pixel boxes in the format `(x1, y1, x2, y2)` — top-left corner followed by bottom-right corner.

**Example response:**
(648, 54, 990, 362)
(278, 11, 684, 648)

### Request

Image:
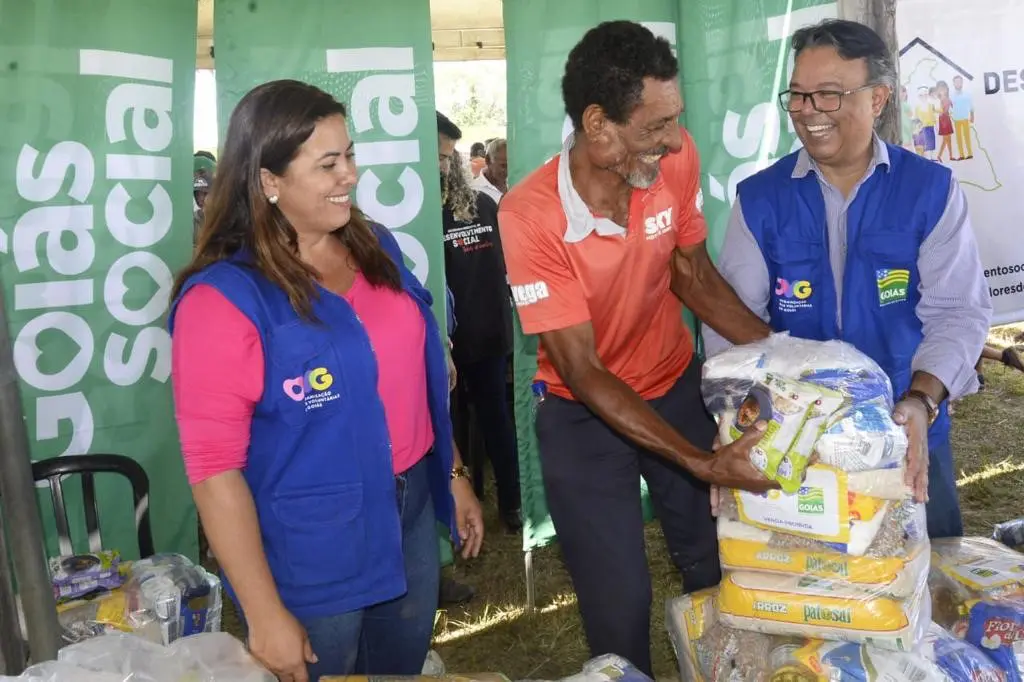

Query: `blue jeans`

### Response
(926, 441, 963, 539)
(301, 455, 441, 679)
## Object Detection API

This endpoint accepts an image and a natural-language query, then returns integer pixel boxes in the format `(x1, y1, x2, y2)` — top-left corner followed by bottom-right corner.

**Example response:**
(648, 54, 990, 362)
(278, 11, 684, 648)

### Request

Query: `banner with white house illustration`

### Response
(897, 0, 1024, 325)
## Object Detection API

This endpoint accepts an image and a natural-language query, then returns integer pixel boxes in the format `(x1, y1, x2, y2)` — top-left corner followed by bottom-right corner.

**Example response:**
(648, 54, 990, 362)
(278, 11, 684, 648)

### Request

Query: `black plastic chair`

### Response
(32, 454, 154, 559)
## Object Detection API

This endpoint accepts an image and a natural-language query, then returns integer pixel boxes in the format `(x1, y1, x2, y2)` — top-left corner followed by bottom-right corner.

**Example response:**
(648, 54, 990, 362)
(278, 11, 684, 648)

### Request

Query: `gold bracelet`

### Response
(450, 465, 470, 481)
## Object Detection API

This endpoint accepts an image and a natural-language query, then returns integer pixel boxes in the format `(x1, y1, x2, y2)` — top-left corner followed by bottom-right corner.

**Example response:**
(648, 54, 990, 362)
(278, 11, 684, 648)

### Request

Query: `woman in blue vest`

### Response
(169, 80, 484, 681)
(703, 20, 992, 539)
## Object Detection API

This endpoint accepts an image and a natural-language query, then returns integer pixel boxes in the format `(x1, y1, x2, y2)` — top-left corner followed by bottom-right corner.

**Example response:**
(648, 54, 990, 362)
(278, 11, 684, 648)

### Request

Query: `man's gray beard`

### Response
(625, 166, 659, 189)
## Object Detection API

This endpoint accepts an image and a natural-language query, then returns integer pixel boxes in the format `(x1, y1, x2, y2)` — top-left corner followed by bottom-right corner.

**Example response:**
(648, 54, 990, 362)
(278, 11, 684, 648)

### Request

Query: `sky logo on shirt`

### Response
(876, 269, 910, 306)
(643, 207, 673, 239)
(283, 366, 338, 412)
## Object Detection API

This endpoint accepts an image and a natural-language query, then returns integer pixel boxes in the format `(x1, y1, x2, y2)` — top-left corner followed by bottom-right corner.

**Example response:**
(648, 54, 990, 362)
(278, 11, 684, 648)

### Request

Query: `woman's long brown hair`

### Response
(171, 80, 400, 319)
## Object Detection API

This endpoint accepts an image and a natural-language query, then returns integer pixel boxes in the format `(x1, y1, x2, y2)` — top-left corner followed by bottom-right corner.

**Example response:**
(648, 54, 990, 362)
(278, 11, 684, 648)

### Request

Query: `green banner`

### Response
(214, 0, 447, 329)
(0, 1, 198, 561)
(504, 0, 677, 552)
(677, 0, 838, 258)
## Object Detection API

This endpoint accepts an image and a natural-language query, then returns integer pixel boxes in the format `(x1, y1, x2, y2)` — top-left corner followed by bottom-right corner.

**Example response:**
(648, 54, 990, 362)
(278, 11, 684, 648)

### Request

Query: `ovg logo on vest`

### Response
(876, 269, 910, 306)
(775, 278, 813, 313)
(283, 367, 337, 412)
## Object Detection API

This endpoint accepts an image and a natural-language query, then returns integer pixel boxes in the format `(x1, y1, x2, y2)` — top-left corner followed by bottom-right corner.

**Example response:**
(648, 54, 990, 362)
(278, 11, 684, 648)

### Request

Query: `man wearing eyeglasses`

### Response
(703, 19, 991, 539)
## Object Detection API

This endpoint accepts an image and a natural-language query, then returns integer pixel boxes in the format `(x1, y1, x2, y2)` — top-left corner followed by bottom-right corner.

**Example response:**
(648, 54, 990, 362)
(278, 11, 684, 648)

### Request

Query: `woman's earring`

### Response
(268, 195, 279, 205)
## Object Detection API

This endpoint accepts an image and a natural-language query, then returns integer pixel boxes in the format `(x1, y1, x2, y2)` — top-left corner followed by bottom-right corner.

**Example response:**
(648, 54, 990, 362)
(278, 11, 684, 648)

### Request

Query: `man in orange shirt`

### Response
(499, 21, 775, 675)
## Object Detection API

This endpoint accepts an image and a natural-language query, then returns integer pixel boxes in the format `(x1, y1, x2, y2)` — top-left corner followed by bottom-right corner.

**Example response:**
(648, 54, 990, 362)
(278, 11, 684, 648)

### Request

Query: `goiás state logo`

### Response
(876, 269, 910, 306)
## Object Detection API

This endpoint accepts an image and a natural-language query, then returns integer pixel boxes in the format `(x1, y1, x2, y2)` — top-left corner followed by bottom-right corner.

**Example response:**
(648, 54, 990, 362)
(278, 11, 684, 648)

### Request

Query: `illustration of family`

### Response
(901, 74, 975, 162)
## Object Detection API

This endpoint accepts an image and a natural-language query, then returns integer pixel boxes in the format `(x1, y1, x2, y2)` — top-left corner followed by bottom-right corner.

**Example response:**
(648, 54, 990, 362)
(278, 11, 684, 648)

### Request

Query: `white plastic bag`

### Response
(0, 632, 275, 682)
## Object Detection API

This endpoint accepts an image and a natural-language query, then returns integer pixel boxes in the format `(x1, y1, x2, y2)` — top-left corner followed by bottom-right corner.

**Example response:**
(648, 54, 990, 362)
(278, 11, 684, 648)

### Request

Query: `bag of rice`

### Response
(716, 570, 930, 651)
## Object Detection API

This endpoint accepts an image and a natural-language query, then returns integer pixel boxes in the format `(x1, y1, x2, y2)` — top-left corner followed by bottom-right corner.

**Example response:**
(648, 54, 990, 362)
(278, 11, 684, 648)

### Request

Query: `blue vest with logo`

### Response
(168, 224, 455, 619)
(738, 144, 953, 448)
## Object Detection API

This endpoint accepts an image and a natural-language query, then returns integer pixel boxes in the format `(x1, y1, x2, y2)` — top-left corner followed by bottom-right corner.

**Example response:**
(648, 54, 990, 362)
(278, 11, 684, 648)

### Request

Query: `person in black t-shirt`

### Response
(437, 112, 521, 532)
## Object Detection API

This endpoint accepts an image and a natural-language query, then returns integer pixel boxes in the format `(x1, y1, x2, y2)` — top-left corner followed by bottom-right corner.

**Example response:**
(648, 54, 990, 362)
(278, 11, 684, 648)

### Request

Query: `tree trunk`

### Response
(839, 0, 901, 145)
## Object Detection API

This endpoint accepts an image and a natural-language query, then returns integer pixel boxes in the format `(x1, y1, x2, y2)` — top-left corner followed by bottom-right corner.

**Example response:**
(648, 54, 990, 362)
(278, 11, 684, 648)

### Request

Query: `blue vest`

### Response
(738, 144, 953, 447)
(168, 224, 455, 619)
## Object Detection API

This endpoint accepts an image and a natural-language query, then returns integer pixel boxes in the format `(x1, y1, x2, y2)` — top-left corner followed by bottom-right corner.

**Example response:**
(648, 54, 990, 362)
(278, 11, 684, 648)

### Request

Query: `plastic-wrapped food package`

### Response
(929, 538, 1024, 681)
(123, 553, 222, 645)
(716, 569, 930, 651)
(778, 639, 947, 681)
(994, 520, 1024, 551)
(724, 375, 844, 493)
(519, 655, 653, 682)
(717, 466, 921, 557)
(665, 588, 945, 682)
(922, 623, 1007, 682)
(49, 551, 124, 603)
(56, 588, 132, 644)
(715, 480, 930, 649)
(705, 334, 906, 477)
(931, 538, 1024, 624)
(666, 588, 777, 682)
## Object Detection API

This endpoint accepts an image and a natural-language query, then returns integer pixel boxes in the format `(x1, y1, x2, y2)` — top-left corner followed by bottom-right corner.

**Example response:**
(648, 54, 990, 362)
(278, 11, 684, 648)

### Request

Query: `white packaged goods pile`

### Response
(702, 334, 930, 650)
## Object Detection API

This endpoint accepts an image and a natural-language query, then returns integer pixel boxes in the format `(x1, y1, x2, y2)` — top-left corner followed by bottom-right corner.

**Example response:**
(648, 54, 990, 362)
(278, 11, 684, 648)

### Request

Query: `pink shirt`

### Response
(172, 275, 433, 485)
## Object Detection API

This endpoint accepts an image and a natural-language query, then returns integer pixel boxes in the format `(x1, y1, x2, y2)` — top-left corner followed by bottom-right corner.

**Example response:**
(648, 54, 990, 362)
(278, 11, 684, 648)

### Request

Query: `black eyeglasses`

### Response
(778, 84, 875, 113)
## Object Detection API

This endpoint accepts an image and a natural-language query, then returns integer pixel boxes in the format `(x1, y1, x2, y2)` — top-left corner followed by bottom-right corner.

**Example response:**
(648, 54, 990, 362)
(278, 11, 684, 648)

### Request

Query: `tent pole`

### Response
(0, 510, 28, 674)
(0, 286, 60, 663)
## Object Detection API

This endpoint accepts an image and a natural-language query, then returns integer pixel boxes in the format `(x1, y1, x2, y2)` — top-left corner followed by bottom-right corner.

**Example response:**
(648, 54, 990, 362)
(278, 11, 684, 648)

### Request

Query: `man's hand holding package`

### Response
(892, 399, 930, 503)
(702, 421, 777, 493)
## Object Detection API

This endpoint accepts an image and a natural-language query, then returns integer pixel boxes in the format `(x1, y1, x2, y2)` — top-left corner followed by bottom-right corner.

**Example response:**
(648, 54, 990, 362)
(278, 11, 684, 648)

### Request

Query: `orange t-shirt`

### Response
(498, 127, 708, 400)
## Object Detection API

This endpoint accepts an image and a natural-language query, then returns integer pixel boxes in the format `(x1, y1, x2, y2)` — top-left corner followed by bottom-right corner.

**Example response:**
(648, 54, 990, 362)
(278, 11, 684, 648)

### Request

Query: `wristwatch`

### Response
(451, 465, 471, 481)
(900, 389, 939, 426)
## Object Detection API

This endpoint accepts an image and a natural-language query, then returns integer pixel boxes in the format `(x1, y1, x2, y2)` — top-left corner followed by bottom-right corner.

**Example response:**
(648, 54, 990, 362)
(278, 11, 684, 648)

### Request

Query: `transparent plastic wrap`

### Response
(930, 538, 1024, 622)
(717, 466, 921, 559)
(716, 569, 931, 651)
(0, 632, 275, 682)
(56, 588, 132, 644)
(49, 551, 123, 603)
(123, 553, 222, 646)
(776, 639, 947, 681)
(715, 469, 930, 649)
(922, 623, 1007, 682)
(665, 588, 945, 682)
(930, 538, 1024, 681)
(665, 588, 776, 682)
(704, 334, 907, 484)
(519, 655, 652, 682)
(994, 519, 1024, 551)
